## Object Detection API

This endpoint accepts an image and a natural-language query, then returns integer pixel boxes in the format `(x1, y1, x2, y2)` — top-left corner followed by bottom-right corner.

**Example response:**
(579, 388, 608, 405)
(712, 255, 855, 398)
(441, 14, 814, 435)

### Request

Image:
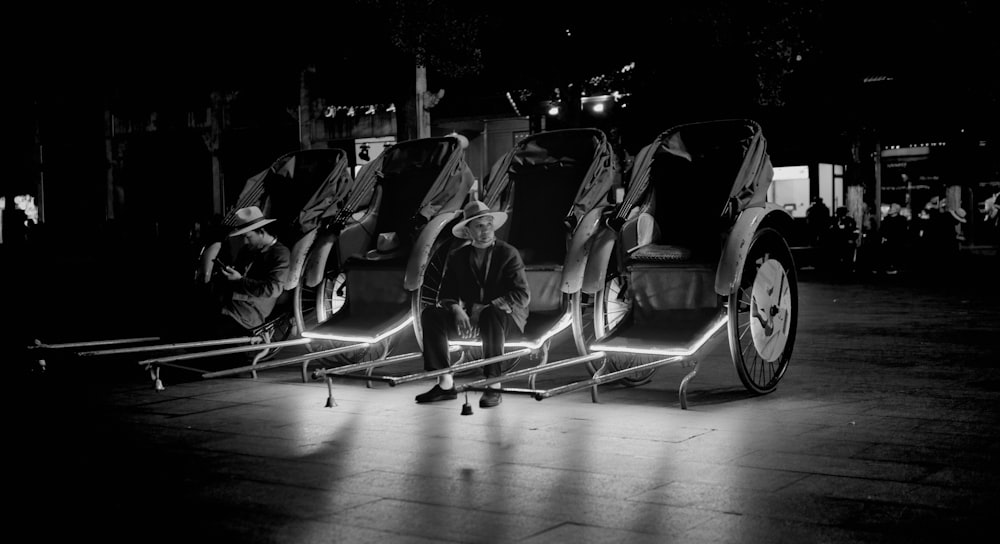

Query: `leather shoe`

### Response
(479, 388, 502, 408)
(415, 384, 457, 403)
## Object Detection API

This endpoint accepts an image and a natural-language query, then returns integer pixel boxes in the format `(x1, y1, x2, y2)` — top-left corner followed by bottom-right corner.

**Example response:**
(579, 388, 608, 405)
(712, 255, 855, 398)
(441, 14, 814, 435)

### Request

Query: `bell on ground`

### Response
(461, 392, 473, 416)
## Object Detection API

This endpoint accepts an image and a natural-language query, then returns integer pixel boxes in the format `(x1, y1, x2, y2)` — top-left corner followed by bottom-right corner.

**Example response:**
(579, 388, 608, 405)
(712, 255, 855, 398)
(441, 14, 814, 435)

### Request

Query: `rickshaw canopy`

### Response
(225, 148, 353, 239)
(481, 128, 618, 227)
(616, 119, 773, 225)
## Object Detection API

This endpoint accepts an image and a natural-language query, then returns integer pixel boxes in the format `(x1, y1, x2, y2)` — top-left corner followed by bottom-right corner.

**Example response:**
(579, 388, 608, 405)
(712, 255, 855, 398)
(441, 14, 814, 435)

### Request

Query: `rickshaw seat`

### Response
(647, 147, 736, 263)
(629, 244, 693, 263)
(504, 156, 587, 267)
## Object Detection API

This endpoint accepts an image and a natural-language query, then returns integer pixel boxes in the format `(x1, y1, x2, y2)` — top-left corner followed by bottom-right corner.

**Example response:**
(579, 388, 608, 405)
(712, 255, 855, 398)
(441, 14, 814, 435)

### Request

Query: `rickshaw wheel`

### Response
(728, 227, 797, 394)
(595, 273, 655, 387)
(570, 291, 602, 374)
(293, 270, 347, 335)
(412, 241, 521, 375)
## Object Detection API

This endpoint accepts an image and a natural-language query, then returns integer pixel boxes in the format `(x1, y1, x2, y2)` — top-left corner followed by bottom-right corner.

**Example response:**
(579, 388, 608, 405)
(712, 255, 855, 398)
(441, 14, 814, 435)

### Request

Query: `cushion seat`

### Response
(629, 244, 693, 263)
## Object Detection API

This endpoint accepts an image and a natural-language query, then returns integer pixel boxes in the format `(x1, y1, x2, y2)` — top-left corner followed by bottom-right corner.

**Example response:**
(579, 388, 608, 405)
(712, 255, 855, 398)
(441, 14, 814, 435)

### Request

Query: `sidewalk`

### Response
(11, 256, 1000, 543)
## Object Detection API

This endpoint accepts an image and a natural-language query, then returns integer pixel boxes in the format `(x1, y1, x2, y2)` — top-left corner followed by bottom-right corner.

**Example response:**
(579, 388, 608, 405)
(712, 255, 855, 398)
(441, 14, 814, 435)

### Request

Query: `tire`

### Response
(570, 291, 602, 374)
(594, 272, 654, 387)
(727, 227, 797, 394)
(293, 269, 347, 335)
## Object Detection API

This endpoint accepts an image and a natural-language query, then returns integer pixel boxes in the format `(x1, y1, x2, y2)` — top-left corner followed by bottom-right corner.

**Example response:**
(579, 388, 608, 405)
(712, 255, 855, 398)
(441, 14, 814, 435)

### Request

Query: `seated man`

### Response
(195, 206, 291, 340)
(416, 199, 530, 408)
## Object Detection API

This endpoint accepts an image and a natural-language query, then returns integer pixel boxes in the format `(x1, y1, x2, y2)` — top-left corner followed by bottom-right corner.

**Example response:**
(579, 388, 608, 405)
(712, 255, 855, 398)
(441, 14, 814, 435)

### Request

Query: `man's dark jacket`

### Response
(439, 239, 530, 331)
(220, 241, 291, 329)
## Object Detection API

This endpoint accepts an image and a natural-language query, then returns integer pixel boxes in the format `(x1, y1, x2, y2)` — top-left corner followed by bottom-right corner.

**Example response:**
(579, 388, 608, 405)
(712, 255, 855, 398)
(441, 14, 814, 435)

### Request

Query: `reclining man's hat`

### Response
(365, 232, 405, 260)
(451, 200, 508, 238)
(229, 206, 276, 237)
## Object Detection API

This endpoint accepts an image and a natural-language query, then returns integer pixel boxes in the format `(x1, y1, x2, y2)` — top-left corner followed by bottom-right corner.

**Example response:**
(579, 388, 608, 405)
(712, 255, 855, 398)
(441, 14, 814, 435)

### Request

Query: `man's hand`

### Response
(452, 305, 475, 339)
(469, 303, 488, 323)
(220, 266, 242, 281)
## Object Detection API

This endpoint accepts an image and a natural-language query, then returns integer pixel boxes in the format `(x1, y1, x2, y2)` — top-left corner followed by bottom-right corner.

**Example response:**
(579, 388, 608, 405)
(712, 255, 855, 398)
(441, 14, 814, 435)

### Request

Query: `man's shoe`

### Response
(415, 384, 457, 403)
(479, 389, 502, 408)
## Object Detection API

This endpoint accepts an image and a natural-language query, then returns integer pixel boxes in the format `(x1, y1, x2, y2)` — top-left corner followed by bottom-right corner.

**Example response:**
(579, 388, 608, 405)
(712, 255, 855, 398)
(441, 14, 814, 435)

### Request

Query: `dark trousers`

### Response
(421, 306, 513, 379)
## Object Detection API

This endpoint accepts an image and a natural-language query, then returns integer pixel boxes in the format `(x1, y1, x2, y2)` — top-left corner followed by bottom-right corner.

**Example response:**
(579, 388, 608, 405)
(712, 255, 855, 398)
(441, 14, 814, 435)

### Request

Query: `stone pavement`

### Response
(11, 256, 1000, 543)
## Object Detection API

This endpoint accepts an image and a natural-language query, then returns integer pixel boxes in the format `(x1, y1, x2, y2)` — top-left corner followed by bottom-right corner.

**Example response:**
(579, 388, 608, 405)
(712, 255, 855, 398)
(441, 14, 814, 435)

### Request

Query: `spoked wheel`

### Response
(294, 270, 347, 334)
(728, 227, 797, 394)
(570, 291, 602, 374)
(594, 272, 655, 387)
(412, 240, 521, 374)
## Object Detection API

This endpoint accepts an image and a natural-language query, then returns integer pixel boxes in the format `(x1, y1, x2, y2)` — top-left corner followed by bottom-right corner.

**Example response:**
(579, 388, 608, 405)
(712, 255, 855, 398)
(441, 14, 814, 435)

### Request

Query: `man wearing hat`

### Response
(203, 206, 291, 339)
(416, 199, 530, 408)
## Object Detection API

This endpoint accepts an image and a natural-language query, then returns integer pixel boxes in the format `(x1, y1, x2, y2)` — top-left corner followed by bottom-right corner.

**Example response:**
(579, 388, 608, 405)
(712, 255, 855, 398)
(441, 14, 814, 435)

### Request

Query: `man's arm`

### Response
(232, 247, 290, 300)
(437, 250, 462, 310)
(491, 246, 530, 313)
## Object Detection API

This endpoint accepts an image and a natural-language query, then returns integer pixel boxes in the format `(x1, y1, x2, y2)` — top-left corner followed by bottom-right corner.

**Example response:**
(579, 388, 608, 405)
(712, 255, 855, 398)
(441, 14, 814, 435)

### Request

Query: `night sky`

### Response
(3, 1, 998, 218)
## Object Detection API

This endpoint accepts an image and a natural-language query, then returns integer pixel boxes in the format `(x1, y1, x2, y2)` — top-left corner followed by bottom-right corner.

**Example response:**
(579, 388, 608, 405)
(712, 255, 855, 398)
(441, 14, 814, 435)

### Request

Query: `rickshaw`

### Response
(203, 135, 476, 386)
(308, 128, 621, 408)
(29, 148, 356, 389)
(455, 119, 798, 409)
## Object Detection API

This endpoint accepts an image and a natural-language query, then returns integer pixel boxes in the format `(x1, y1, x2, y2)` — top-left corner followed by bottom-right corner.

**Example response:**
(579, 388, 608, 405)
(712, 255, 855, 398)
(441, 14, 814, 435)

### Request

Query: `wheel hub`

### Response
(749, 259, 791, 361)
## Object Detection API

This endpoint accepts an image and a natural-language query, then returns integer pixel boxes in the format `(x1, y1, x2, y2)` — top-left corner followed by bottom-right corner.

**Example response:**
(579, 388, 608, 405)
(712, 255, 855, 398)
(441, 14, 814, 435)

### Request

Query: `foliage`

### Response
(375, 0, 486, 78)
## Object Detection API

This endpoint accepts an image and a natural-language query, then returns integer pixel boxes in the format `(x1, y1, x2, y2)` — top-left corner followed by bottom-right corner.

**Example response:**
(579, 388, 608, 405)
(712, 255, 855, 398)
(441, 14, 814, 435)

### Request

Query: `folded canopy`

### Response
(614, 119, 773, 226)
(224, 148, 353, 241)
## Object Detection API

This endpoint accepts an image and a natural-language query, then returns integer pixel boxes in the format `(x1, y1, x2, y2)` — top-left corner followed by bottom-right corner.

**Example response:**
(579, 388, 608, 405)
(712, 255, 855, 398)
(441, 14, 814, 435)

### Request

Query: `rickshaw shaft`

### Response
(456, 352, 606, 392)
(201, 342, 370, 378)
(386, 348, 533, 386)
(534, 355, 684, 400)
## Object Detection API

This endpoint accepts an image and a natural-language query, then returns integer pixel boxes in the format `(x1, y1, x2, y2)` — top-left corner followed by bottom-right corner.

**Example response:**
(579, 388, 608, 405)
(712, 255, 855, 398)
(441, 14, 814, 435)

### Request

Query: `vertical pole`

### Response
(300, 66, 315, 150)
(481, 119, 489, 178)
(104, 107, 115, 220)
(415, 65, 430, 139)
(873, 139, 882, 233)
(209, 92, 225, 216)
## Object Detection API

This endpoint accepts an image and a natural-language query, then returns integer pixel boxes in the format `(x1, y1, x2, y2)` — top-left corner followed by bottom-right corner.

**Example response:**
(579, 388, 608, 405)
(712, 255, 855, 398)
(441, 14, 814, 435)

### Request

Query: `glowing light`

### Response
(450, 311, 572, 350)
(591, 314, 728, 356)
(591, 103, 605, 113)
(506, 91, 522, 116)
(303, 316, 414, 344)
(548, 106, 560, 116)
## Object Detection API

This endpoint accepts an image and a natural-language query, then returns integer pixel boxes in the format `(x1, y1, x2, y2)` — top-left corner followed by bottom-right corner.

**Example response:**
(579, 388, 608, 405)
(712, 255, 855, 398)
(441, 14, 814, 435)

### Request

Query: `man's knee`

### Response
(479, 306, 508, 336)
(422, 307, 452, 332)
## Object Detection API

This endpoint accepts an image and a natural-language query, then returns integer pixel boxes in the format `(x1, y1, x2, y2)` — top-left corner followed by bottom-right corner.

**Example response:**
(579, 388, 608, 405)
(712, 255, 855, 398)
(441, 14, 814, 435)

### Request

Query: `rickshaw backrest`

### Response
(499, 130, 604, 266)
(502, 162, 586, 266)
(374, 139, 461, 240)
(646, 126, 756, 260)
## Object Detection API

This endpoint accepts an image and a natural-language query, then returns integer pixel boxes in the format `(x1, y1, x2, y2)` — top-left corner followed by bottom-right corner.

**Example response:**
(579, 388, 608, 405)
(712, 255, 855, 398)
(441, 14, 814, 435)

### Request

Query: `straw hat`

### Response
(451, 200, 508, 238)
(229, 206, 276, 237)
